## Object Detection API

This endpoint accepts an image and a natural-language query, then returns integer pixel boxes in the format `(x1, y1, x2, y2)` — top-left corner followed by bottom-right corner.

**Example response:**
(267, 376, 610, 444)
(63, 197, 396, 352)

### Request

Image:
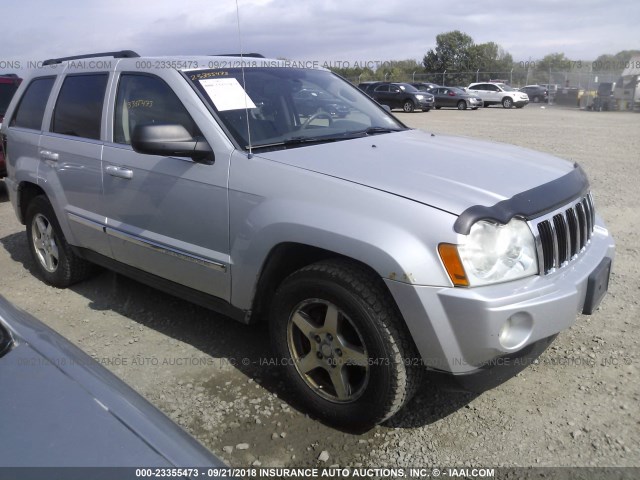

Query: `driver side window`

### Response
(114, 74, 200, 145)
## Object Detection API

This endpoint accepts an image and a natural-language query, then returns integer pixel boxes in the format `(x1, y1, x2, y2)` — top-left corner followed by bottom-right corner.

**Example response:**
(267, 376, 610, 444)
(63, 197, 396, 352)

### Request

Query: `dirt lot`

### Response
(1, 105, 638, 470)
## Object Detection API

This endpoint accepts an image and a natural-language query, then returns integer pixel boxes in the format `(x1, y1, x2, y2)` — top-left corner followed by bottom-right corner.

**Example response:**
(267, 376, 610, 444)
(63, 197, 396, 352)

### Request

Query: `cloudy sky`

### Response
(1, 0, 638, 70)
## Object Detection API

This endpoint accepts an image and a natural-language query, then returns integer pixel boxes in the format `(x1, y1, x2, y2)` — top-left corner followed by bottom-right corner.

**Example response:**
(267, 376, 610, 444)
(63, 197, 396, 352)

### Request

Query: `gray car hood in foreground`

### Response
(256, 129, 575, 215)
(0, 296, 225, 472)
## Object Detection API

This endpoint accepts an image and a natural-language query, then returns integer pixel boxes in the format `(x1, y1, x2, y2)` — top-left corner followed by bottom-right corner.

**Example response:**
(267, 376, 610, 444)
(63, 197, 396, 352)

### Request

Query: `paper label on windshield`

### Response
(199, 78, 256, 111)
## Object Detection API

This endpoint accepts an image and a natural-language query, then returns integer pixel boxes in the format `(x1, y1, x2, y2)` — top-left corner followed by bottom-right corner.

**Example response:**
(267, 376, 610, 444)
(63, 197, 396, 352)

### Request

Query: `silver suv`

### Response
(467, 82, 530, 108)
(1, 51, 614, 428)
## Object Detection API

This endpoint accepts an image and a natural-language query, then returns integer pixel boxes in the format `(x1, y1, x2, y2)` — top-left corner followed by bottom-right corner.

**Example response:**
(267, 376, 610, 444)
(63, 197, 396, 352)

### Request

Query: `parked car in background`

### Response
(0, 295, 226, 470)
(293, 88, 350, 118)
(429, 86, 483, 110)
(467, 82, 529, 108)
(519, 85, 548, 103)
(0, 74, 22, 178)
(357, 81, 383, 95)
(409, 82, 440, 92)
(368, 82, 434, 112)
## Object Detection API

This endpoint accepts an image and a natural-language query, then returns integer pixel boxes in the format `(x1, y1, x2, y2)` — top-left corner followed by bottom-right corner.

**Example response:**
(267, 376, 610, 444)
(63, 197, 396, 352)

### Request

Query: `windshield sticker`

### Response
(199, 77, 256, 111)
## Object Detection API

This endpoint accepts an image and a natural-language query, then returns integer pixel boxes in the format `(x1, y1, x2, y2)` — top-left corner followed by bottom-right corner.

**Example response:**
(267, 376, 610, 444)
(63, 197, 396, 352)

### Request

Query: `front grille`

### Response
(533, 194, 596, 274)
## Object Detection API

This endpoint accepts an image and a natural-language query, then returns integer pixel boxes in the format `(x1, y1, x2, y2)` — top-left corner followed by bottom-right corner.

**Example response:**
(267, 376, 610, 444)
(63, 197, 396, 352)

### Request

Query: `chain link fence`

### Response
(346, 69, 634, 109)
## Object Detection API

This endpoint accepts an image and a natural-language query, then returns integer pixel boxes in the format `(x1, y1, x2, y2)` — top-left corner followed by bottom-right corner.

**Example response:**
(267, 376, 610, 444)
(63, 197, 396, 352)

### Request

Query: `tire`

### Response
(422, 108, 431, 112)
(25, 195, 95, 288)
(435, 106, 442, 110)
(457, 100, 467, 110)
(402, 100, 415, 113)
(533, 96, 540, 103)
(502, 97, 513, 109)
(269, 259, 421, 429)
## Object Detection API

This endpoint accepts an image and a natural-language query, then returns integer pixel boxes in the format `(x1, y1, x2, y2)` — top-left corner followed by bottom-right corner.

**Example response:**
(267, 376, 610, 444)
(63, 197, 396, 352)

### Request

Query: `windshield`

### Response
(397, 83, 419, 93)
(187, 68, 406, 151)
(497, 84, 516, 91)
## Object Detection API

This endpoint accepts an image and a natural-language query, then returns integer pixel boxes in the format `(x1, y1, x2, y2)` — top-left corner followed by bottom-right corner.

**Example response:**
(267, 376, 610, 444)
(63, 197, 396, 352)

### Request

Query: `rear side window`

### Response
(9, 77, 55, 130)
(0, 82, 20, 117)
(113, 74, 200, 145)
(52, 74, 108, 140)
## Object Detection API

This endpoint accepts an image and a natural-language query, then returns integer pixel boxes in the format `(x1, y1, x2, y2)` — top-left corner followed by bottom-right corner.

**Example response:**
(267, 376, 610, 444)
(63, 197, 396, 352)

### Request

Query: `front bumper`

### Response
(385, 219, 614, 375)
(515, 98, 530, 107)
(417, 98, 435, 109)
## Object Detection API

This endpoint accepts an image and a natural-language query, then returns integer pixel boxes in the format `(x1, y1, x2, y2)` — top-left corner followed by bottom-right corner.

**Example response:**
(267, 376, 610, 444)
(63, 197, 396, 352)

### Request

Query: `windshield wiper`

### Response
(250, 135, 344, 150)
(249, 128, 405, 150)
(360, 127, 404, 135)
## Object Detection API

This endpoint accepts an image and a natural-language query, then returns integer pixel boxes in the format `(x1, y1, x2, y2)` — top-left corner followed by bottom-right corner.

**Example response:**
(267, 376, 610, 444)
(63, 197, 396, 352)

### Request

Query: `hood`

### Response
(254, 129, 574, 215)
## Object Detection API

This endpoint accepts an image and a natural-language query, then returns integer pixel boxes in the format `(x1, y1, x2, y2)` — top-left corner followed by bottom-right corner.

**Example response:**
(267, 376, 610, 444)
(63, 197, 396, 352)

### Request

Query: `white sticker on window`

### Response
(199, 78, 257, 111)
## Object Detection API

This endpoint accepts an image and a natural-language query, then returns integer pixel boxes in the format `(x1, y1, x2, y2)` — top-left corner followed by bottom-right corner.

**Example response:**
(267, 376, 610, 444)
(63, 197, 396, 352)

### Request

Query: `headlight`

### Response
(439, 219, 538, 287)
(415, 94, 425, 100)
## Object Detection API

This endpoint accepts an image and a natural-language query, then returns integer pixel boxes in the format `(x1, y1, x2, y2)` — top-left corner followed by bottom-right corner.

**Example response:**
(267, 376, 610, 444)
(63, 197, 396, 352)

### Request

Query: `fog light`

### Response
(498, 312, 533, 350)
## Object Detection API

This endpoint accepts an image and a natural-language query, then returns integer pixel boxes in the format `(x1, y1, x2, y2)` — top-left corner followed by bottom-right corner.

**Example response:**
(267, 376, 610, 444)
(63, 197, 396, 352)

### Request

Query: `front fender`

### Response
(228, 153, 459, 310)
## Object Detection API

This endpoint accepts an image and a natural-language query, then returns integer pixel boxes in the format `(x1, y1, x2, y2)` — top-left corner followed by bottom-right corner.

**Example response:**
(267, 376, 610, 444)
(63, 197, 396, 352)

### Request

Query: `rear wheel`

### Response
(533, 96, 540, 103)
(402, 100, 415, 113)
(269, 259, 421, 429)
(26, 196, 95, 287)
(502, 97, 513, 108)
(457, 100, 467, 110)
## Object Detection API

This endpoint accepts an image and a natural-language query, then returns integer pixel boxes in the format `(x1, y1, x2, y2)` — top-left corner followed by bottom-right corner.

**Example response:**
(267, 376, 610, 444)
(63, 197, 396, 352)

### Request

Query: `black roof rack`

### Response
(42, 50, 140, 66)
(213, 53, 265, 58)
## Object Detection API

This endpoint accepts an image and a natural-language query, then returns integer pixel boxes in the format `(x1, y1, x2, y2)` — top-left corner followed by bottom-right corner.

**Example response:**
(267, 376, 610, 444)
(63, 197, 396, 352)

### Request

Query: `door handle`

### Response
(105, 165, 133, 179)
(39, 150, 59, 161)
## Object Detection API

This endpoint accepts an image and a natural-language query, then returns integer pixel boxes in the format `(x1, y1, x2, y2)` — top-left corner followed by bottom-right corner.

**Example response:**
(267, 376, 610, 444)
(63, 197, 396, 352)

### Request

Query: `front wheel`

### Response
(269, 260, 421, 429)
(502, 97, 513, 108)
(26, 196, 95, 287)
(457, 100, 467, 110)
(402, 100, 415, 113)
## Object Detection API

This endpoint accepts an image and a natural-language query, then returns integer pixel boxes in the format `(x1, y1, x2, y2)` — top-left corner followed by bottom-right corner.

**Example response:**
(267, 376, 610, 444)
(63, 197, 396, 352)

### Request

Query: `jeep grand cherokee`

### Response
(0, 51, 614, 428)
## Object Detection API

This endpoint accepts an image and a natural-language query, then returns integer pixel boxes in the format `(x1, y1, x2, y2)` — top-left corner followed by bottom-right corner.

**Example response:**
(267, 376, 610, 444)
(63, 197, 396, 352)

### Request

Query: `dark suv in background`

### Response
(519, 85, 548, 103)
(0, 74, 22, 177)
(362, 82, 434, 112)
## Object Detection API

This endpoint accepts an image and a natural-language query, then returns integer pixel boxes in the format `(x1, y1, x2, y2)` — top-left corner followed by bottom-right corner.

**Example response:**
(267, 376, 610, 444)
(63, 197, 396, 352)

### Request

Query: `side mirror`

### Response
(131, 124, 214, 164)
(381, 104, 392, 113)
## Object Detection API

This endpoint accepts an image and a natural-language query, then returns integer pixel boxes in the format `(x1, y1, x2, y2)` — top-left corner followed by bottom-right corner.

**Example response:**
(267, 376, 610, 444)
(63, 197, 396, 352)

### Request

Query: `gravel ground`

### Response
(0, 105, 638, 472)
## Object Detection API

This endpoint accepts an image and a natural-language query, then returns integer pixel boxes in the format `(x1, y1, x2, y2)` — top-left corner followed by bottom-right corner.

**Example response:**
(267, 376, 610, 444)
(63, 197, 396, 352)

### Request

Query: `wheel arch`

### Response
(17, 181, 47, 225)
(248, 242, 402, 324)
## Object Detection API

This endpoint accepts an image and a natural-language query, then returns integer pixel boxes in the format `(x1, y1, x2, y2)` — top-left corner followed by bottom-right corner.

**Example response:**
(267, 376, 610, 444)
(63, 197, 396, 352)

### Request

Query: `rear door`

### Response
(467, 83, 484, 102)
(372, 84, 390, 107)
(38, 72, 112, 257)
(101, 71, 232, 300)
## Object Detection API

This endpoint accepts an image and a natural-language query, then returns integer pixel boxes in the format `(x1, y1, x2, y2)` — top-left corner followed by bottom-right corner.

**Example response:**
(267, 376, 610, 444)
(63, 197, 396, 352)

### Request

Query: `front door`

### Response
(101, 73, 231, 300)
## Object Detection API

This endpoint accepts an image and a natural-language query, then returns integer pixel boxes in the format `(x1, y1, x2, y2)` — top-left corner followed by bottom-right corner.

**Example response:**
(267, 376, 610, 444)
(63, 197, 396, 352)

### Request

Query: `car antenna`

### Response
(235, 0, 253, 159)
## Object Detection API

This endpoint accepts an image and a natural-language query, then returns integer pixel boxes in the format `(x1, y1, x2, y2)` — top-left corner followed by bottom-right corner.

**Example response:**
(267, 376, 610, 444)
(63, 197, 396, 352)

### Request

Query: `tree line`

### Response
(331, 30, 640, 86)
